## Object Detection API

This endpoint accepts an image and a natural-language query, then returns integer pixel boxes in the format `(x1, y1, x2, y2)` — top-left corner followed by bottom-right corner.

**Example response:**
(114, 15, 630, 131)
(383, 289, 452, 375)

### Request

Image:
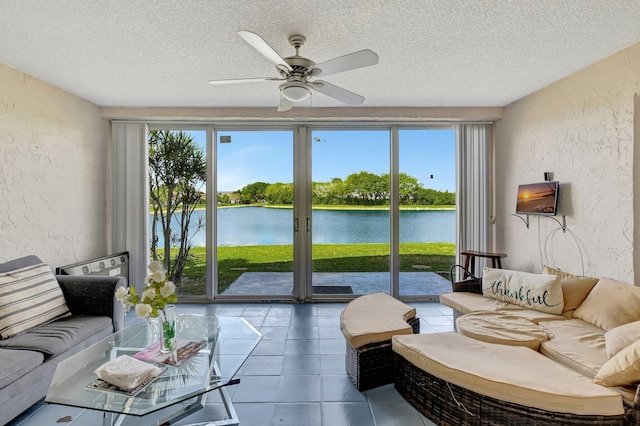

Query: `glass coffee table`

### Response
(46, 315, 262, 426)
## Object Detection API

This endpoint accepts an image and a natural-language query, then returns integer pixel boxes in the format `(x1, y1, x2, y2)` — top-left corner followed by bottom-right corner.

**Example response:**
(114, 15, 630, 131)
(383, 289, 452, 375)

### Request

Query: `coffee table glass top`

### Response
(45, 315, 261, 417)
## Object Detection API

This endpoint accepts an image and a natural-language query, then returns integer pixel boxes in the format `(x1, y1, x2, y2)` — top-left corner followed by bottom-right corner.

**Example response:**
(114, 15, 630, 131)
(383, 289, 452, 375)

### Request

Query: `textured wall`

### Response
(0, 62, 109, 267)
(494, 43, 640, 283)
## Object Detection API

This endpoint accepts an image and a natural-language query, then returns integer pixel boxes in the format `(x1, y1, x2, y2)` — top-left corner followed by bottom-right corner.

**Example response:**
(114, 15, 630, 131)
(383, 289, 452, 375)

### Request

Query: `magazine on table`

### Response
(133, 338, 208, 367)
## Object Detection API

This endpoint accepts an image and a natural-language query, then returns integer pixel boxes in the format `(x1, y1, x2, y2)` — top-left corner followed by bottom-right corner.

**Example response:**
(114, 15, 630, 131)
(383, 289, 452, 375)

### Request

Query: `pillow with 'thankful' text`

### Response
(482, 267, 564, 314)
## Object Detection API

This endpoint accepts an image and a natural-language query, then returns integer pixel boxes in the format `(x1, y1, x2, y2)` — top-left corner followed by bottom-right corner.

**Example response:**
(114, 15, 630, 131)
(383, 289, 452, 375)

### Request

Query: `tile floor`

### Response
(9, 301, 455, 426)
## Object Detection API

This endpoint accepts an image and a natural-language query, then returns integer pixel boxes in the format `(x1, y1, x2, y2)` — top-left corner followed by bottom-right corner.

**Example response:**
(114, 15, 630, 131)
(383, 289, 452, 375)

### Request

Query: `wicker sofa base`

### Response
(345, 316, 420, 391)
(393, 353, 627, 426)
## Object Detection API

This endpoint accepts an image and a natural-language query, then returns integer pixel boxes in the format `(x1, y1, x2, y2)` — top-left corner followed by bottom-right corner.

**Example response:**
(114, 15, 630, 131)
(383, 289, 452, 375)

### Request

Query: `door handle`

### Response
(307, 217, 311, 232)
(294, 217, 299, 232)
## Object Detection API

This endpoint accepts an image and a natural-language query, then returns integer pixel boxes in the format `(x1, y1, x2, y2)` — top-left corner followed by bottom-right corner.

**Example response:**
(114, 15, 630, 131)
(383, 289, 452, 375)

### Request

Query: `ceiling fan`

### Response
(208, 31, 379, 112)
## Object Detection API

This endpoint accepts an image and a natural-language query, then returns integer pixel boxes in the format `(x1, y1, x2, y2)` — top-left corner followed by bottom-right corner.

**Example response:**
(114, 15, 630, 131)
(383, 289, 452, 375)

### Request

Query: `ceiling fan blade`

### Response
(208, 77, 282, 85)
(277, 96, 293, 112)
(310, 49, 378, 77)
(238, 30, 293, 71)
(308, 81, 365, 105)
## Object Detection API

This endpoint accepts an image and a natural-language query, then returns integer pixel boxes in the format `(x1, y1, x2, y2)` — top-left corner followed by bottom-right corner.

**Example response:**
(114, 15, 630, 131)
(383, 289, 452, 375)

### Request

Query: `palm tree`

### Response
(148, 130, 206, 285)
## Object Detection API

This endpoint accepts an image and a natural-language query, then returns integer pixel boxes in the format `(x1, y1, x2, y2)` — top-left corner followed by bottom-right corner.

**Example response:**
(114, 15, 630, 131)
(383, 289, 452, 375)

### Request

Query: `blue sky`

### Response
(186, 129, 456, 192)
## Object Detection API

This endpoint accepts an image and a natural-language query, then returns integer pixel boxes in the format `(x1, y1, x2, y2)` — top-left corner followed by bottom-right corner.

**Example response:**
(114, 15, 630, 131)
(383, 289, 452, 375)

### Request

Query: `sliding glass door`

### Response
(310, 129, 390, 297)
(148, 128, 207, 298)
(215, 130, 295, 298)
(143, 124, 457, 302)
(398, 129, 456, 297)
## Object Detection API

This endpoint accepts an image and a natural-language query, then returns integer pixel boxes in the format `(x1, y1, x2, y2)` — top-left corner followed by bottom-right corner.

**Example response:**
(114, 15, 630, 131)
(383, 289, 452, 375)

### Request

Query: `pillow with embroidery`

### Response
(482, 267, 564, 314)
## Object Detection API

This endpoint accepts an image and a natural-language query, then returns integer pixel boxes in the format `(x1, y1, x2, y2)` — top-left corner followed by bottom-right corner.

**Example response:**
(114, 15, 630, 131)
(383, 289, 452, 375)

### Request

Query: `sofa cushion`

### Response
(340, 292, 416, 348)
(482, 267, 563, 314)
(440, 291, 567, 323)
(573, 278, 640, 331)
(0, 315, 112, 357)
(604, 321, 640, 358)
(392, 332, 623, 416)
(0, 348, 44, 389)
(539, 319, 608, 378)
(595, 340, 640, 387)
(543, 266, 599, 313)
(0, 259, 71, 339)
(456, 311, 550, 350)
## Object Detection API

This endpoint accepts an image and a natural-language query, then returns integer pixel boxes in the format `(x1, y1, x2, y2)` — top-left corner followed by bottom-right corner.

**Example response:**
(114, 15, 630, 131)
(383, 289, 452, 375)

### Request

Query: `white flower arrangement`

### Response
(115, 261, 178, 319)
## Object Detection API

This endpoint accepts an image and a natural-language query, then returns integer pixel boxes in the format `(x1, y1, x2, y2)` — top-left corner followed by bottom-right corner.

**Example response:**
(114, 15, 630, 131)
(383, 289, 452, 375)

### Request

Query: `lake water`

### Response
(152, 206, 455, 247)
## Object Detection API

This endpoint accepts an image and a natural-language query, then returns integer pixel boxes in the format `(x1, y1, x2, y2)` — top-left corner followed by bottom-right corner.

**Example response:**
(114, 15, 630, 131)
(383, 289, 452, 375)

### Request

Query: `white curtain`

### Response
(111, 122, 148, 292)
(456, 123, 492, 277)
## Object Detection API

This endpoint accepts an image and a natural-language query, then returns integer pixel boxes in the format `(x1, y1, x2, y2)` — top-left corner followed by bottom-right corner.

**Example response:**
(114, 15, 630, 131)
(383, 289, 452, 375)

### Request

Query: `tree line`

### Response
(218, 171, 455, 206)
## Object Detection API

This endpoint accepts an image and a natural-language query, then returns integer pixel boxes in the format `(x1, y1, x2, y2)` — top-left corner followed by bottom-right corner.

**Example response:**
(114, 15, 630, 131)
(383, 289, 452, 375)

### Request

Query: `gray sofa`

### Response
(0, 255, 125, 425)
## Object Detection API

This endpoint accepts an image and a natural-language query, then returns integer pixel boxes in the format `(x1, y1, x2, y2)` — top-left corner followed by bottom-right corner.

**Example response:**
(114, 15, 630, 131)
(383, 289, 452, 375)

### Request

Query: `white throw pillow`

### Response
(0, 262, 71, 339)
(482, 267, 564, 314)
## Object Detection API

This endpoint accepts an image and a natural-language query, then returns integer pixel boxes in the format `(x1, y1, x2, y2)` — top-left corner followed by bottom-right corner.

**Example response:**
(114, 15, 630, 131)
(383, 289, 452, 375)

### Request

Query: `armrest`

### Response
(56, 275, 126, 332)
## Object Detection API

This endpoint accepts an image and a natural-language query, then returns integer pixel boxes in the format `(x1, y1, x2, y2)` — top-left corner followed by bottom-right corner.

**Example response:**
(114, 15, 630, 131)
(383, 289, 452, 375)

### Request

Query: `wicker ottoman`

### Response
(340, 292, 420, 391)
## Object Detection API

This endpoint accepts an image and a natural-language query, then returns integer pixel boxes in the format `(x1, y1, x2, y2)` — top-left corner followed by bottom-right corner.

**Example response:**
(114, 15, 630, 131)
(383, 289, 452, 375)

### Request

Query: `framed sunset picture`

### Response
(515, 181, 559, 216)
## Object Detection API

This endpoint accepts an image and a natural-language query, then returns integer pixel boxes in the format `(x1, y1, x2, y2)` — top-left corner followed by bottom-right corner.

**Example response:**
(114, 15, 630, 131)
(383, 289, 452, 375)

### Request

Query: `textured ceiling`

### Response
(1, 0, 639, 109)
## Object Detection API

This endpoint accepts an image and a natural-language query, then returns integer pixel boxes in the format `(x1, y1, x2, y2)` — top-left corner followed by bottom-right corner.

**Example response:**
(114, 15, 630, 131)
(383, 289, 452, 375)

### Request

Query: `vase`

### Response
(160, 304, 176, 353)
(147, 316, 162, 343)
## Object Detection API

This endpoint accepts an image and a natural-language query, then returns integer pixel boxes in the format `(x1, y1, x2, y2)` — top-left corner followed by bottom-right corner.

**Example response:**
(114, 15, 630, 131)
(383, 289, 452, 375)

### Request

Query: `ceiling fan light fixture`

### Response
(281, 84, 311, 102)
(208, 31, 376, 110)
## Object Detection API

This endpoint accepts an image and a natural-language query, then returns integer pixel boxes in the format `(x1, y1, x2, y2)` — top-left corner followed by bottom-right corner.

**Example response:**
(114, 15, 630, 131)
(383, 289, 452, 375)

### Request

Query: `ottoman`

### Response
(340, 292, 419, 391)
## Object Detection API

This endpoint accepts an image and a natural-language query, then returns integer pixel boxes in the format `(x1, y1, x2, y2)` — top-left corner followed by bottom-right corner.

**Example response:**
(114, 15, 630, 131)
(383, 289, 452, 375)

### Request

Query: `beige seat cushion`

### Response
(340, 292, 416, 348)
(439, 292, 567, 323)
(573, 278, 640, 331)
(539, 319, 608, 378)
(392, 332, 623, 416)
(456, 312, 550, 350)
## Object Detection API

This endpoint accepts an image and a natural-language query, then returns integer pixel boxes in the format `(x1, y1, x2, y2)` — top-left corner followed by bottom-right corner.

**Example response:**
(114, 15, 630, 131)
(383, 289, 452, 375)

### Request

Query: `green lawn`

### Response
(174, 242, 455, 296)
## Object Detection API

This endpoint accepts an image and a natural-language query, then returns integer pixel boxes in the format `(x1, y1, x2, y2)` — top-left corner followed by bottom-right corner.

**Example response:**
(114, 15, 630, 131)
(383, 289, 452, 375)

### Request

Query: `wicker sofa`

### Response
(0, 255, 125, 425)
(391, 266, 640, 425)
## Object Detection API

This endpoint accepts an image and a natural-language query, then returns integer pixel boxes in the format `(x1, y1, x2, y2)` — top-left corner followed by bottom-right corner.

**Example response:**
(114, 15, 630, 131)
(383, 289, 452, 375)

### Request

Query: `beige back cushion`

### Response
(543, 266, 599, 313)
(595, 340, 640, 387)
(573, 278, 640, 331)
(604, 321, 640, 358)
(482, 267, 564, 314)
